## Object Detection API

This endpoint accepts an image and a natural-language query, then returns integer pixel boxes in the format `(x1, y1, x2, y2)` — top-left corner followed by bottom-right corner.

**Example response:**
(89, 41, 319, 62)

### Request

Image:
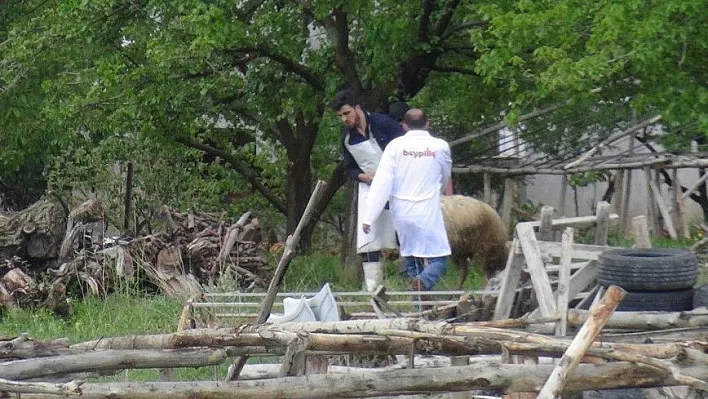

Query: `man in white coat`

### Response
(362, 108, 452, 293)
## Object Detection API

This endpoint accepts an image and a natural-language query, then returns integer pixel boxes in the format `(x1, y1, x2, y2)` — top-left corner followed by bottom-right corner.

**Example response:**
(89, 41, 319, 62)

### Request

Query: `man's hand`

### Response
(362, 223, 371, 234)
(359, 173, 374, 185)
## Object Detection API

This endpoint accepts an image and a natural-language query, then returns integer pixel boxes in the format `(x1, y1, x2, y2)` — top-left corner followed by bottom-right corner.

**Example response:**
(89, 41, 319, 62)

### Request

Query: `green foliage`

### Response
(469, 0, 707, 145)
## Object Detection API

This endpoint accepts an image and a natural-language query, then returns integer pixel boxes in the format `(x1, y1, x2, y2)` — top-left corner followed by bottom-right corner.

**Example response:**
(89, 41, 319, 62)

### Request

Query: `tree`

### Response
(0, 0, 493, 248)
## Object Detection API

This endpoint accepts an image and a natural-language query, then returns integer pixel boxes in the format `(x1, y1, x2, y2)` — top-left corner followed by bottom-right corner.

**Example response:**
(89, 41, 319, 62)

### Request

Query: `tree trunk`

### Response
(285, 151, 314, 250)
(18, 362, 704, 399)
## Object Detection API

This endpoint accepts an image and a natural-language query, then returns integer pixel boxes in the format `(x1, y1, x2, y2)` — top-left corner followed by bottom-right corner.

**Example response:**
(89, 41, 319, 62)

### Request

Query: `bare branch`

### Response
(320, 9, 361, 91)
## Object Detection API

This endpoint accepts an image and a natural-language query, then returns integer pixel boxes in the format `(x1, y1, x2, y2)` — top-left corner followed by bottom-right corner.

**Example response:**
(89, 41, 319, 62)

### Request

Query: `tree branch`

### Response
(433, 0, 462, 39)
(225, 46, 324, 92)
(418, 0, 434, 43)
(175, 137, 287, 214)
(320, 8, 361, 91)
(430, 65, 479, 75)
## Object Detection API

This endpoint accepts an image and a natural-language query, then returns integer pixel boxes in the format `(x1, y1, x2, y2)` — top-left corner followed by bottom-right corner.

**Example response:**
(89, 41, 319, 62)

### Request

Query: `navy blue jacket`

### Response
(340, 112, 404, 182)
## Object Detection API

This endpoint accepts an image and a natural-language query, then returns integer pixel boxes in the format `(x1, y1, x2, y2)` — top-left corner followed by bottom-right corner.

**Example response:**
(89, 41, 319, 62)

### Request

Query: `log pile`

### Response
(0, 198, 270, 311)
(0, 309, 706, 398)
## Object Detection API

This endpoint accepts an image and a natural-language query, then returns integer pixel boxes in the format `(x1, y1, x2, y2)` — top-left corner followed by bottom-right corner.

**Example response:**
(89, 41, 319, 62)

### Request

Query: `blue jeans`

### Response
(404, 256, 448, 290)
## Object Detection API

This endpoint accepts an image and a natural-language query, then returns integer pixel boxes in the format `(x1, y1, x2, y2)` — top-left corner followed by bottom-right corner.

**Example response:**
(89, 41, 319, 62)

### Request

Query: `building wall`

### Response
(525, 169, 706, 226)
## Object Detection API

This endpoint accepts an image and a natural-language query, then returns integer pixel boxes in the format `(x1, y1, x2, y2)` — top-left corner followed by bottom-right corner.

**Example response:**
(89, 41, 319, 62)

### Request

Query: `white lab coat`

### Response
(361, 130, 452, 258)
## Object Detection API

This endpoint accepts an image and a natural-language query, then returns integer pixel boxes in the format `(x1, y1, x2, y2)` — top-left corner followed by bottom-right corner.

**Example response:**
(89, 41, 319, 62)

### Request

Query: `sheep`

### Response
(441, 195, 510, 290)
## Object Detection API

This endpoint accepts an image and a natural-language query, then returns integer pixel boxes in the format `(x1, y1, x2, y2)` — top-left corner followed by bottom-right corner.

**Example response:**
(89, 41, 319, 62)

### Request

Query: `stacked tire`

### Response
(597, 248, 697, 312)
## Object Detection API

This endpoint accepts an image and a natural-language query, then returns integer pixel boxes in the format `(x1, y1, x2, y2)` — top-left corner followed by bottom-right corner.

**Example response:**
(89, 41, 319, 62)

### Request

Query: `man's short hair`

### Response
(403, 109, 428, 129)
(330, 89, 360, 111)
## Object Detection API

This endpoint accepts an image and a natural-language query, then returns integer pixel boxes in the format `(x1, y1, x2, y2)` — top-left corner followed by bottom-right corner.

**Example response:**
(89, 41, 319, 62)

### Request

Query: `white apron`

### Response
(344, 132, 398, 253)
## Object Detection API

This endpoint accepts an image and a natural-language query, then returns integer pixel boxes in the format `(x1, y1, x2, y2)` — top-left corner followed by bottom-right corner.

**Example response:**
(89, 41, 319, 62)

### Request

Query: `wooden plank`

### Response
(483, 173, 492, 205)
(649, 178, 678, 238)
(672, 169, 690, 239)
(525, 213, 619, 229)
(500, 178, 516, 230)
(632, 215, 652, 248)
(643, 166, 658, 236)
(681, 171, 708, 200)
(516, 223, 557, 318)
(539, 206, 555, 241)
(537, 286, 626, 399)
(535, 241, 613, 260)
(529, 260, 597, 318)
(555, 228, 573, 337)
(493, 240, 523, 320)
(594, 201, 611, 245)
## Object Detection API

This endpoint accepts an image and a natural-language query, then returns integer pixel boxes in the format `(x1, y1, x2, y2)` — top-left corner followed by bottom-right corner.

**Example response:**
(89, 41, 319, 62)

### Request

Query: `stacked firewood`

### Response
(0, 198, 270, 311)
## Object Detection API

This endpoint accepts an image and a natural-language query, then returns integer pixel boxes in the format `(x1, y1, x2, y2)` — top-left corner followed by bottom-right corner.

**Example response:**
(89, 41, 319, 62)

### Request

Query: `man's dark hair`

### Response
(330, 89, 361, 111)
(403, 108, 428, 129)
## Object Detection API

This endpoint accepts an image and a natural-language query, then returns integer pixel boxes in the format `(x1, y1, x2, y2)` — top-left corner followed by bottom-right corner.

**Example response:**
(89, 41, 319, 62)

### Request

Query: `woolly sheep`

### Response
(441, 195, 510, 290)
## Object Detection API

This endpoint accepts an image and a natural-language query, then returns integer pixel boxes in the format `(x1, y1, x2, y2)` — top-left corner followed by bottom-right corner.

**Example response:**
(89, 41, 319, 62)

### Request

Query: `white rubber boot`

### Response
(362, 261, 384, 292)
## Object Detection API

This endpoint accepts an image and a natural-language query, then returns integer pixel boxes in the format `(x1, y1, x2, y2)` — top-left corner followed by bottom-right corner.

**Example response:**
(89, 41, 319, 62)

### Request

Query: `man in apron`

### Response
(331, 89, 404, 291)
(361, 108, 452, 294)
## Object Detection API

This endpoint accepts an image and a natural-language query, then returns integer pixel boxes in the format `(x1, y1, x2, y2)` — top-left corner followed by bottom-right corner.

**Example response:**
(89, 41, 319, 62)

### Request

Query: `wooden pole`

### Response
(226, 181, 328, 380)
(643, 166, 658, 236)
(555, 228, 573, 337)
(493, 240, 523, 320)
(24, 362, 705, 399)
(516, 223, 557, 318)
(483, 173, 492, 205)
(649, 178, 678, 238)
(680, 171, 708, 200)
(672, 169, 690, 238)
(539, 206, 555, 241)
(123, 162, 134, 232)
(632, 215, 652, 248)
(500, 178, 516, 230)
(594, 201, 610, 245)
(537, 285, 626, 399)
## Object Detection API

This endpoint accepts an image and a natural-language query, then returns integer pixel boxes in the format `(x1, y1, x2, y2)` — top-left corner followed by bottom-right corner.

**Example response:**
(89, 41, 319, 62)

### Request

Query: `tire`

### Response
(597, 248, 697, 291)
(694, 284, 708, 308)
(616, 289, 694, 312)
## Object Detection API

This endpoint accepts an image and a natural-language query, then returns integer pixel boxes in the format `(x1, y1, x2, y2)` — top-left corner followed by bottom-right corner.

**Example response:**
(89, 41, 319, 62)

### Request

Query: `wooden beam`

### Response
(525, 213, 618, 230)
(483, 173, 492, 204)
(555, 228, 573, 337)
(493, 240, 523, 320)
(672, 169, 690, 238)
(516, 223, 557, 318)
(649, 178, 678, 238)
(594, 201, 611, 245)
(632, 215, 652, 248)
(681, 171, 708, 200)
(539, 206, 555, 241)
(537, 285, 626, 399)
(564, 115, 662, 170)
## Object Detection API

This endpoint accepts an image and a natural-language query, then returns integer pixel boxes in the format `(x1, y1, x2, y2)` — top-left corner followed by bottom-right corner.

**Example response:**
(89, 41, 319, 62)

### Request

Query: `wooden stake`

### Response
(483, 173, 492, 205)
(555, 228, 573, 337)
(649, 178, 678, 238)
(631, 215, 652, 249)
(594, 201, 610, 245)
(643, 166, 658, 236)
(226, 181, 328, 381)
(539, 206, 555, 241)
(493, 240, 523, 320)
(516, 223, 557, 318)
(672, 169, 690, 238)
(537, 285, 626, 399)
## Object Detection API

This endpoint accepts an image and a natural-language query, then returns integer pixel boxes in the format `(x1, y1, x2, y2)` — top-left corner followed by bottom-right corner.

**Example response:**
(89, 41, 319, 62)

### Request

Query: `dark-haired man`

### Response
(361, 108, 452, 293)
(330, 89, 404, 291)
